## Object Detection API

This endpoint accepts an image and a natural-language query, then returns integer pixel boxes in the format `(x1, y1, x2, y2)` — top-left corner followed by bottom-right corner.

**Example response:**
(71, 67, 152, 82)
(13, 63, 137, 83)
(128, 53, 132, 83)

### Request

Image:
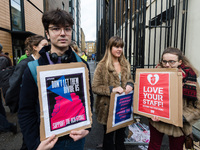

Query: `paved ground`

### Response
(0, 108, 22, 150)
(0, 60, 171, 150)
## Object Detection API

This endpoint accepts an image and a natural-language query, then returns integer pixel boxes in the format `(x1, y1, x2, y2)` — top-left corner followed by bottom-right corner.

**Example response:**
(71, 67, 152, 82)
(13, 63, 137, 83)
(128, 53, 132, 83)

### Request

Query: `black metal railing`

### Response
(96, 0, 188, 77)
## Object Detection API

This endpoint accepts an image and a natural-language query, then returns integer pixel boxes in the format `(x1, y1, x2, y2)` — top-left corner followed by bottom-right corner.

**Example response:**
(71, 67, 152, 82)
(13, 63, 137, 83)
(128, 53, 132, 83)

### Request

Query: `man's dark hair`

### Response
(42, 8, 74, 31)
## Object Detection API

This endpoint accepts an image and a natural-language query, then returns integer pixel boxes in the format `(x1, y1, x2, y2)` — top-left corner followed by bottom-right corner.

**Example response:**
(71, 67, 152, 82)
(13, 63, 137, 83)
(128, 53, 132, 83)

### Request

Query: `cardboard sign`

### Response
(134, 68, 183, 127)
(107, 91, 134, 133)
(37, 62, 92, 140)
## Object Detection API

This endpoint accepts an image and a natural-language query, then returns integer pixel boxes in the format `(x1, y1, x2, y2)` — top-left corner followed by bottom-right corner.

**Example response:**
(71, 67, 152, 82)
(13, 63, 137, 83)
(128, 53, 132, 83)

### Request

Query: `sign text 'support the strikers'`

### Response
(52, 114, 85, 130)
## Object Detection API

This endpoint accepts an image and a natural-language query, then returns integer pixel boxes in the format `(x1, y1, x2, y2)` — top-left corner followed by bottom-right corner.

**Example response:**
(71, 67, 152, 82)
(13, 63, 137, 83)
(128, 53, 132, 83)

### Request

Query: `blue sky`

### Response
(81, 0, 96, 41)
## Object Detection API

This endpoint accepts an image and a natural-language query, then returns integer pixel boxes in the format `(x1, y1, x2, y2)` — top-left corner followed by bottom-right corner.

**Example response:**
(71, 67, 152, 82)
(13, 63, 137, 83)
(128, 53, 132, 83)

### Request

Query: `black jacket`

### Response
(5, 56, 34, 113)
(0, 53, 12, 70)
(18, 46, 93, 150)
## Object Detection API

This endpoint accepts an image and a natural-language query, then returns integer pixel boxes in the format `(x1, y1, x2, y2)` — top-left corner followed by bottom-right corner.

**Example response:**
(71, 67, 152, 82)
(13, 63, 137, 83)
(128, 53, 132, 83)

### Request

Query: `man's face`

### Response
(46, 24, 72, 50)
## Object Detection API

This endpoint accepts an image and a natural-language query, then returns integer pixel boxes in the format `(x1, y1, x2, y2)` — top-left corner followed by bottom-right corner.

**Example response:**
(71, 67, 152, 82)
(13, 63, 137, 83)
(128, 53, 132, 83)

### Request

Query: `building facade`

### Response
(81, 28, 86, 52)
(69, 0, 81, 48)
(85, 41, 96, 57)
(0, 0, 82, 65)
(44, 0, 69, 11)
(0, 0, 44, 65)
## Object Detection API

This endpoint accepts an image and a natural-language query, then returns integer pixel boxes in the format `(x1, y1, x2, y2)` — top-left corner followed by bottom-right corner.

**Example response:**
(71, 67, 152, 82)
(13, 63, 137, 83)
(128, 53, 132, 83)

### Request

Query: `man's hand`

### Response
(125, 85, 133, 94)
(36, 134, 58, 150)
(69, 129, 89, 141)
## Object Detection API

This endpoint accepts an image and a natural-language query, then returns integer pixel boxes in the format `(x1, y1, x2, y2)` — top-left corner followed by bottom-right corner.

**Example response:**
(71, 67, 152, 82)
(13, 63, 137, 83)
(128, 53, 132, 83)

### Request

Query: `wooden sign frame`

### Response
(37, 62, 92, 140)
(133, 68, 183, 127)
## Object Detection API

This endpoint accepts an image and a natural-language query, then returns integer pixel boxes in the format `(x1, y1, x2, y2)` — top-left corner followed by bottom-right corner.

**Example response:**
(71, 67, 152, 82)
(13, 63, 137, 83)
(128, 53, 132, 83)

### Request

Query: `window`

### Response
(69, 0, 72, 7)
(10, 0, 24, 31)
(149, 6, 174, 27)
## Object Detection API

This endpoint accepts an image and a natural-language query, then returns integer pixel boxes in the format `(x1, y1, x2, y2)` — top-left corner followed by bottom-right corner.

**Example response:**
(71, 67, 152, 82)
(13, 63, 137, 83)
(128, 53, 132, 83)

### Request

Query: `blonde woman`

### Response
(92, 36, 134, 150)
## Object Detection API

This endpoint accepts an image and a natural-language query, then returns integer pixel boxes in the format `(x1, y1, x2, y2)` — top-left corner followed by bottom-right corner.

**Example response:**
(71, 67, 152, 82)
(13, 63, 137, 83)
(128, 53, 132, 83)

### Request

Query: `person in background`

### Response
(0, 45, 14, 98)
(5, 35, 48, 150)
(92, 36, 134, 150)
(91, 53, 95, 60)
(70, 42, 94, 111)
(70, 42, 80, 55)
(0, 43, 16, 134)
(0, 43, 12, 70)
(148, 47, 200, 150)
(6, 35, 48, 113)
(17, 49, 30, 64)
(18, 9, 93, 150)
(81, 51, 87, 62)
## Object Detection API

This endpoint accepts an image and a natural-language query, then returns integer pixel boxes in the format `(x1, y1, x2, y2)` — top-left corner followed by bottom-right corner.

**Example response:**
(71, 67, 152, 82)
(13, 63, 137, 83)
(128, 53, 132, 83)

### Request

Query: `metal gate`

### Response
(96, 0, 188, 77)
(133, 0, 188, 70)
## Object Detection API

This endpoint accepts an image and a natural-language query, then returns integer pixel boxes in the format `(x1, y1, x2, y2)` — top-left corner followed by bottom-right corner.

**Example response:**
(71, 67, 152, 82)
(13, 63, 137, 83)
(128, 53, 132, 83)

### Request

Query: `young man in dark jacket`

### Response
(18, 9, 93, 150)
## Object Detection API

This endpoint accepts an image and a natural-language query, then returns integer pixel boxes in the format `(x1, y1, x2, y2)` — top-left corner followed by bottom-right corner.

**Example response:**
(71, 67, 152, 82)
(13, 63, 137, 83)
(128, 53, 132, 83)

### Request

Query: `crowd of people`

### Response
(0, 8, 200, 150)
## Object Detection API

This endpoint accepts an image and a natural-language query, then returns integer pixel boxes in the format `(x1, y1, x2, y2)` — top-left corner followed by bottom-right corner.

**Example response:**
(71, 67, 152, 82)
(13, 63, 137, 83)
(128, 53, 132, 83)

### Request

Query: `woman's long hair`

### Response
(100, 36, 130, 74)
(159, 47, 199, 76)
(25, 35, 46, 54)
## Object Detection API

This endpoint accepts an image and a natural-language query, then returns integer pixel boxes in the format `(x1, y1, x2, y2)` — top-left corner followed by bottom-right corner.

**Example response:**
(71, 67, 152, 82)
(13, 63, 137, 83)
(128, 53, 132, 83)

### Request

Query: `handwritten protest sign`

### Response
(107, 92, 134, 133)
(134, 68, 183, 127)
(37, 62, 92, 140)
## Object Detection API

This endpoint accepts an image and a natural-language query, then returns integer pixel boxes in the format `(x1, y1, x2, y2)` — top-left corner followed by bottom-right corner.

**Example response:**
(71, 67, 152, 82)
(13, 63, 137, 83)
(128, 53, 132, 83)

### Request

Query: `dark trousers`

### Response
(148, 123, 185, 150)
(0, 92, 13, 132)
(52, 137, 85, 150)
(103, 125, 126, 150)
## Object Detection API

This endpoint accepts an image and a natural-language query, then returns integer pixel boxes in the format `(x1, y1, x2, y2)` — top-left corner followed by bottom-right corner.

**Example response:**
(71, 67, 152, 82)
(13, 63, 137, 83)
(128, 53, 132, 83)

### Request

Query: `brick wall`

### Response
(24, 1, 44, 36)
(0, 0, 11, 29)
(0, 0, 12, 60)
(0, 0, 45, 64)
(0, 30, 13, 61)
(28, 0, 43, 11)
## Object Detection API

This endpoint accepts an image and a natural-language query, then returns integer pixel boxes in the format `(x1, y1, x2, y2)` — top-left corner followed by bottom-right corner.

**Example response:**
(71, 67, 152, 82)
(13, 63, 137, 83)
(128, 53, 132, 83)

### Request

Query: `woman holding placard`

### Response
(92, 36, 134, 150)
(148, 47, 200, 150)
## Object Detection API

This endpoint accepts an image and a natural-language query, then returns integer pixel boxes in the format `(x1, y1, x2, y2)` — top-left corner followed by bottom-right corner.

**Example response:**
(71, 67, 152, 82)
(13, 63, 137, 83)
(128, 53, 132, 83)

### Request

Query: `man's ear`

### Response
(45, 30, 50, 40)
(33, 45, 37, 51)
